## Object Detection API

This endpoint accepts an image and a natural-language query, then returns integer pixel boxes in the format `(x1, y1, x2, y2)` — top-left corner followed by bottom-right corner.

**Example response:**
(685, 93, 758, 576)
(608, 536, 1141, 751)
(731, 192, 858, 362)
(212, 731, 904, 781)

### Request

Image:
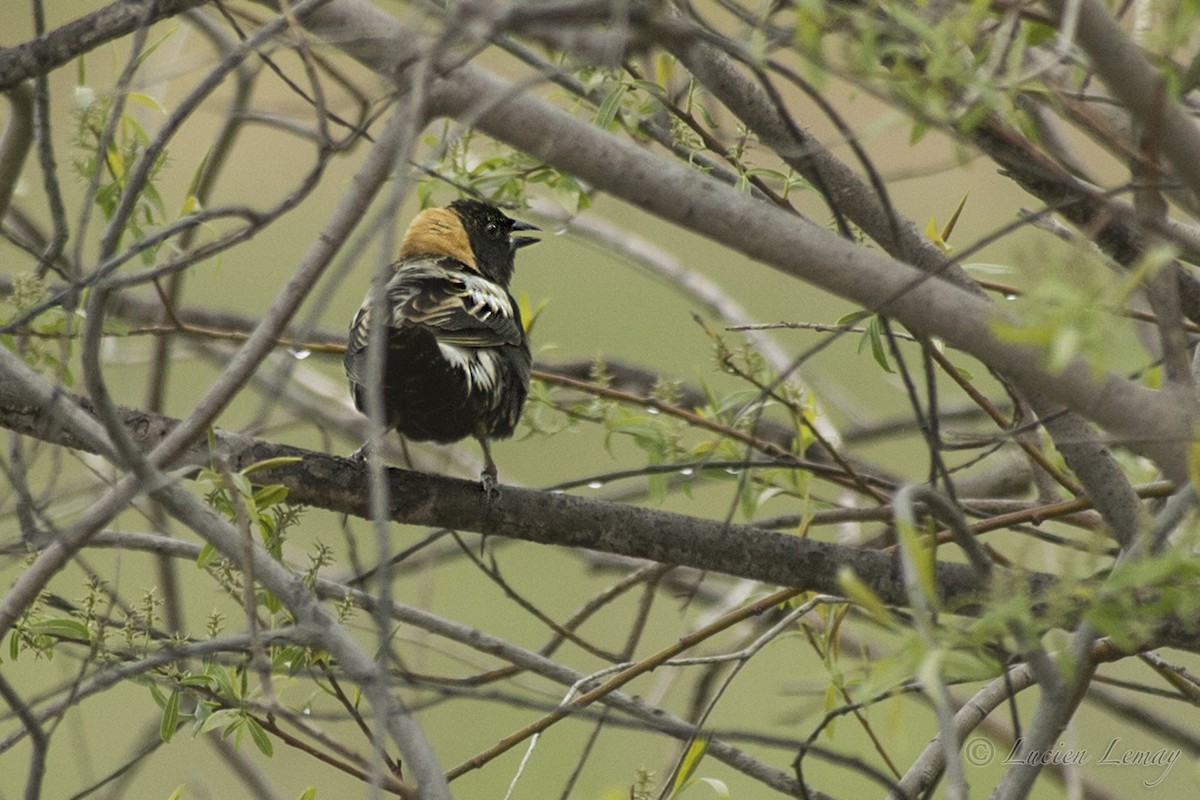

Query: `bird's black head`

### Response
(449, 199, 539, 287)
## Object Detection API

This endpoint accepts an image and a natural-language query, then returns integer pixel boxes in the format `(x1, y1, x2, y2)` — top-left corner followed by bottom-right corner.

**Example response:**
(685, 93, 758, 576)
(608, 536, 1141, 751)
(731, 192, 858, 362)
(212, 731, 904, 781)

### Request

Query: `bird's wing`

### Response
(344, 303, 371, 385)
(387, 258, 524, 348)
(346, 257, 523, 378)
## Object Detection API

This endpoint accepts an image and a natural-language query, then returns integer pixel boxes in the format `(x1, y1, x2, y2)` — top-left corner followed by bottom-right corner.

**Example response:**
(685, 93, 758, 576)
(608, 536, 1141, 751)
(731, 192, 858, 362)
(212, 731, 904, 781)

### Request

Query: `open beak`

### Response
(510, 219, 540, 251)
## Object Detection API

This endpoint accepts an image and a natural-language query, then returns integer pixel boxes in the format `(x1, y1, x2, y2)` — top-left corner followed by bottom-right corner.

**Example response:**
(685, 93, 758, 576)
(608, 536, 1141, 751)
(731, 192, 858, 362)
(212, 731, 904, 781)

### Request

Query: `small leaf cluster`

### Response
(7, 587, 81, 662)
(526, 343, 816, 519)
(195, 456, 305, 569)
(421, 125, 592, 214)
(0, 274, 83, 382)
(992, 247, 1144, 375)
(71, 89, 171, 259)
(786, 0, 1042, 141)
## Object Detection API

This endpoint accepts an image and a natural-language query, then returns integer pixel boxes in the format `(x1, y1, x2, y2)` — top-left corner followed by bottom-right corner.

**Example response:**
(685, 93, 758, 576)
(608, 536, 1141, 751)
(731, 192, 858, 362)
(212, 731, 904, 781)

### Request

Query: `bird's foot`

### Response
(348, 443, 368, 462)
(476, 434, 500, 500)
(480, 468, 499, 500)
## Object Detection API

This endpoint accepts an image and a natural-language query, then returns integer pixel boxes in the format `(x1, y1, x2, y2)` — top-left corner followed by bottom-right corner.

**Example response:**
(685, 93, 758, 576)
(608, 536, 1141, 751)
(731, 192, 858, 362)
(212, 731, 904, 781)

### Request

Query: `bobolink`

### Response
(344, 199, 539, 489)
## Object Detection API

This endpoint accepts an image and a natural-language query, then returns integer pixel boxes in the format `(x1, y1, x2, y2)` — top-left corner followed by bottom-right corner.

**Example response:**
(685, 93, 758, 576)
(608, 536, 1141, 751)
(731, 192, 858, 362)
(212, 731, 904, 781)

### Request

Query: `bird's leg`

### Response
(476, 433, 499, 498)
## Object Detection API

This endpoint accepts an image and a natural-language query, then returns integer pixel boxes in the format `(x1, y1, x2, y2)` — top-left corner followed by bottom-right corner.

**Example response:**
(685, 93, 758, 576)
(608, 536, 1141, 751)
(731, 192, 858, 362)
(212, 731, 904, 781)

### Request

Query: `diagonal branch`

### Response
(0, 0, 212, 92)
(1043, 0, 1200, 203)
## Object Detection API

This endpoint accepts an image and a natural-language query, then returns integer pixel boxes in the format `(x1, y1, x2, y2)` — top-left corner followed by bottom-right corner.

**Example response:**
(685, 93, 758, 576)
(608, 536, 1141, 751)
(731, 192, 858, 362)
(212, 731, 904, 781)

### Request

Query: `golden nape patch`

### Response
(398, 207, 478, 272)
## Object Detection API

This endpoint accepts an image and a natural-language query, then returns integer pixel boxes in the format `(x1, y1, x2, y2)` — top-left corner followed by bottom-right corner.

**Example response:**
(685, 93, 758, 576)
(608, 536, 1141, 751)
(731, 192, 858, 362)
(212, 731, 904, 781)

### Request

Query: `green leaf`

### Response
(909, 118, 929, 145)
(241, 456, 302, 475)
(272, 645, 311, 675)
(860, 315, 893, 373)
(1026, 21, 1056, 46)
(27, 618, 91, 642)
(179, 194, 202, 217)
(606, 418, 664, 444)
(835, 310, 871, 326)
(166, 785, 186, 800)
(252, 484, 289, 509)
(631, 79, 667, 99)
(896, 514, 938, 608)
(946, 360, 972, 382)
(1114, 242, 1179, 306)
(148, 682, 169, 709)
(227, 470, 253, 500)
(755, 485, 786, 511)
(185, 147, 211, 201)
(672, 736, 711, 793)
(178, 673, 217, 689)
(517, 291, 551, 336)
(160, 688, 181, 742)
(957, 100, 993, 133)
(940, 192, 969, 244)
(1187, 434, 1200, 497)
(647, 472, 668, 505)
(127, 92, 167, 115)
(595, 83, 626, 130)
(837, 567, 892, 627)
(196, 542, 218, 568)
(297, 789, 318, 800)
(259, 588, 283, 614)
(104, 140, 125, 181)
(246, 716, 274, 756)
(205, 663, 238, 699)
(857, 638, 924, 699)
(196, 708, 241, 736)
(738, 477, 757, 519)
(925, 216, 949, 253)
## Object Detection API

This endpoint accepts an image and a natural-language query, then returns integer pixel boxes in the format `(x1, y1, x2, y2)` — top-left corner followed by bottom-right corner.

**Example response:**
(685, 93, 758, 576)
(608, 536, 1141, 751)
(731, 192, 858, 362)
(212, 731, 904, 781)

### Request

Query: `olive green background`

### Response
(0, 3, 1193, 799)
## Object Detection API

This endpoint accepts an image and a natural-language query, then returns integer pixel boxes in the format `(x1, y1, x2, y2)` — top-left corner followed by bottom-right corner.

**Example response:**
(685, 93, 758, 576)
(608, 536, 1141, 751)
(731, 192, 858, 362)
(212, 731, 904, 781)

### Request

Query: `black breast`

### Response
(350, 326, 529, 444)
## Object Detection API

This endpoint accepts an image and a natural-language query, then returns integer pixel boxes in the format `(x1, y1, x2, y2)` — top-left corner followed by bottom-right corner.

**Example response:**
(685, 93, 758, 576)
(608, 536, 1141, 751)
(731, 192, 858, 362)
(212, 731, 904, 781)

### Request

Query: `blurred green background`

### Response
(0, 3, 1193, 799)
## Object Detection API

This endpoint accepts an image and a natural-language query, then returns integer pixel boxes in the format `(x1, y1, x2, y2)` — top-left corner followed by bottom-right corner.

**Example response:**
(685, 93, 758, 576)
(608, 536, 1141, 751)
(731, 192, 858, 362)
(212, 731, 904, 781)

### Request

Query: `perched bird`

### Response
(344, 199, 539, 490)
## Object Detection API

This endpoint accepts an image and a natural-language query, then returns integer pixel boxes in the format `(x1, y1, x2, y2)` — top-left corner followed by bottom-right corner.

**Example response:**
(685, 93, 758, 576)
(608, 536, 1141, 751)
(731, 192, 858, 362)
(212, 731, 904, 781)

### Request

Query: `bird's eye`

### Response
(485, 222, 501, 238)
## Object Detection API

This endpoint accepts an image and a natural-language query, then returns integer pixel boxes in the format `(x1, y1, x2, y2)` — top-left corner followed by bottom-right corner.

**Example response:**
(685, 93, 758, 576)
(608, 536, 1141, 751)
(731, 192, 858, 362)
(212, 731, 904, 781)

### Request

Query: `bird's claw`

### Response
(480, 469, 499, 500)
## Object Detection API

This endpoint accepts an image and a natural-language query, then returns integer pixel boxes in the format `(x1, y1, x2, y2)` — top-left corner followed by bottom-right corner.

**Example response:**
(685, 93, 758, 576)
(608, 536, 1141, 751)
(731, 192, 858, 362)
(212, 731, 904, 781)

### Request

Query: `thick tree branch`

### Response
(0, 83, 33, 222)
(7, 374, 1200, 655)
(0, 380, 1033, 613)
(0, 0, 212, 92)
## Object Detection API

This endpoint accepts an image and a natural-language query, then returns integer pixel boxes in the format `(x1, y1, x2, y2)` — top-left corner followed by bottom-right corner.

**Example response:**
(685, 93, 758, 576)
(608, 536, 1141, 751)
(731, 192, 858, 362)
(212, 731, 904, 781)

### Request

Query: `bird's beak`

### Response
(511, 220, 540, 251)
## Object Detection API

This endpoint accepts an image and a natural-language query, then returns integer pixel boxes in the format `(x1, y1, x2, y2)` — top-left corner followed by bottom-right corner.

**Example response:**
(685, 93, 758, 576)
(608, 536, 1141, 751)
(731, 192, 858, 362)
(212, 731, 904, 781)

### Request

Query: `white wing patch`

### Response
(458, 276, 515, 325)
(383, 260, 518, 341)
